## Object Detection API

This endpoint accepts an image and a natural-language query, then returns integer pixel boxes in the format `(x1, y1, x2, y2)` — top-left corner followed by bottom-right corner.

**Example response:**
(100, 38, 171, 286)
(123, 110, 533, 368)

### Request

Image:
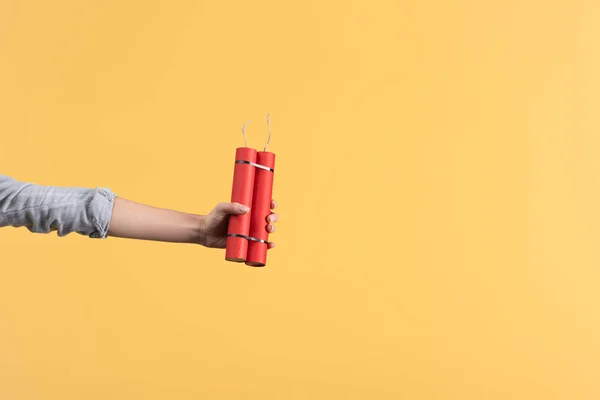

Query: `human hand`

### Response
(199, 200, 278, 249)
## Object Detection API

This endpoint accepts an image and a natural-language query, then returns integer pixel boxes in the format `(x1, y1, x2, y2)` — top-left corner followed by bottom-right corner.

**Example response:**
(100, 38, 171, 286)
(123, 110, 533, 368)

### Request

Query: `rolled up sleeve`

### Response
(0, 174, 117, 238)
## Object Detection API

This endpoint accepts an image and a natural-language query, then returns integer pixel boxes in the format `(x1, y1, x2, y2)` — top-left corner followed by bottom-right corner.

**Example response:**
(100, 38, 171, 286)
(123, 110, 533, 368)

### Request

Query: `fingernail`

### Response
(240, 206, 250, 213)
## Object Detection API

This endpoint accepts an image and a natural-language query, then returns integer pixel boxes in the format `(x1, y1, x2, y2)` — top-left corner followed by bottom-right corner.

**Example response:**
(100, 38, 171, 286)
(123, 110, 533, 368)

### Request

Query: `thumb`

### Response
(215, 202, 250, 216)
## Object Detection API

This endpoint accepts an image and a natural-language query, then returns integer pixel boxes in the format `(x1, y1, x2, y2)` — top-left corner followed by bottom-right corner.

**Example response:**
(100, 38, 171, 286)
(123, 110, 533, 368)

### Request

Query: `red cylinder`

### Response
(226, 147, 257, 262)
(246, 151, 276, 267)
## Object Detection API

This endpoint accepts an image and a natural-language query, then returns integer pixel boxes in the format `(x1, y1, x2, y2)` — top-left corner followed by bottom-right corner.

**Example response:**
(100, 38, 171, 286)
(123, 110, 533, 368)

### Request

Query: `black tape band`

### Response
(227, 233, 269, 245)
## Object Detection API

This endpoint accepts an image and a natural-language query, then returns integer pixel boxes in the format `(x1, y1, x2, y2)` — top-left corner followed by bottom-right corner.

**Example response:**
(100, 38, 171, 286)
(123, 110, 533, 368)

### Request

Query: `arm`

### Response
(0, 175, 278, 248)
(107, 197, 277, 248)
(107, 197, 208, 244)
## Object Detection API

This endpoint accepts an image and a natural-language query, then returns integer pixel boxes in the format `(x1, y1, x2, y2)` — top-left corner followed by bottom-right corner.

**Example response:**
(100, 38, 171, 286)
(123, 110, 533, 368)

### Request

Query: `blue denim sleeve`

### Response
(0, 174, 117, 238)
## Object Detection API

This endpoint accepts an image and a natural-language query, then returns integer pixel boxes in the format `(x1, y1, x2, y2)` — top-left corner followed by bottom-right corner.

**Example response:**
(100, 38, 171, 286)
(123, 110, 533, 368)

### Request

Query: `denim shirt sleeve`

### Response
(0, 174, 117, 238)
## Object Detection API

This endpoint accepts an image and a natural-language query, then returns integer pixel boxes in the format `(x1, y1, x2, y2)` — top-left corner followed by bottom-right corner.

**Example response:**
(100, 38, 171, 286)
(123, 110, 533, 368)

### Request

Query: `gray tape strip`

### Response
(235, 160, 274, 172)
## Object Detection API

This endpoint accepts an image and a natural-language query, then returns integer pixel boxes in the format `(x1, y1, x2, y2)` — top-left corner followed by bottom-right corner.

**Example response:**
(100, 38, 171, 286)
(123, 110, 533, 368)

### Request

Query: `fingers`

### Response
(217, 201, 276, 216)
(267, 199, 278, 249)
(216, 200, 277, 239)
(266, 210, 278, 234)
(215, 202, 249, 216)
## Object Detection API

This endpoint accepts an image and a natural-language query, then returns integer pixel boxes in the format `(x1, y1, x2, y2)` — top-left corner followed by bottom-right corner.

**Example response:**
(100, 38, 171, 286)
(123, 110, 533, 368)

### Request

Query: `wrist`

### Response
(190, 214, 208, 246)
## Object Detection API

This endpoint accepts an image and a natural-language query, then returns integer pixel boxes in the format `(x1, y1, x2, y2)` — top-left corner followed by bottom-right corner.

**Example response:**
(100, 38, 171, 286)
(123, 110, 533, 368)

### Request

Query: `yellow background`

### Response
(1, 0, 600, 398)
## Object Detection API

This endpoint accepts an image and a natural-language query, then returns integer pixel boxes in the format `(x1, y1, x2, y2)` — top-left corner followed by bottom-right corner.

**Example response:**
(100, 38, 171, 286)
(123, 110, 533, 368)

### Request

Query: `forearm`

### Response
(107, 197, 205, 244)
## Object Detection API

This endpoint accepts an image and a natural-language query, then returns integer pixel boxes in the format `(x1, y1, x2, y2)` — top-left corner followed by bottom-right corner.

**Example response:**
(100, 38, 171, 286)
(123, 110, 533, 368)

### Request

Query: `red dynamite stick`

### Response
(225, 147, 257, 262)
(246, 151, 276, 267)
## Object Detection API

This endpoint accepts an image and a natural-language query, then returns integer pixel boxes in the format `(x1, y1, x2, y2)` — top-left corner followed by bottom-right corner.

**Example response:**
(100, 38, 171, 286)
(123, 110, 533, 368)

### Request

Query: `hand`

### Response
(199, 200, 278, 249)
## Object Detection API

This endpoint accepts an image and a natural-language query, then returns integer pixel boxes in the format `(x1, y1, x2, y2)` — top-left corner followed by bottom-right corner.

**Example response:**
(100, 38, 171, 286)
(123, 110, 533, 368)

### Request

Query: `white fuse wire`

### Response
(264, 113, 271, 152)
(241, 120, 251, 148)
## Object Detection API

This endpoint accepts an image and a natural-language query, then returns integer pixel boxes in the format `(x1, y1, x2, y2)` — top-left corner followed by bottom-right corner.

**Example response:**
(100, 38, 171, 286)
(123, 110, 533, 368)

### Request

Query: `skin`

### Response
(107, 198, 278, 248)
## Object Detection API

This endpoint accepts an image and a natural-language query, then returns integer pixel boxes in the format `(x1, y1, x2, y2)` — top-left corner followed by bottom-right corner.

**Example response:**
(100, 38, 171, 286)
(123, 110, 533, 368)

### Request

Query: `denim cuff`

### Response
(89, 188, 117, 238)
